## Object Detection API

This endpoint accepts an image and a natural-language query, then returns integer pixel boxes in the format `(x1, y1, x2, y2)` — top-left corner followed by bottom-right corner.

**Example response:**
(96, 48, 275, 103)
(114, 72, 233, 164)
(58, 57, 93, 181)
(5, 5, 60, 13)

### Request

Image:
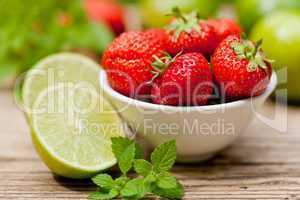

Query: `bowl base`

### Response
(176, 153, 216, 163)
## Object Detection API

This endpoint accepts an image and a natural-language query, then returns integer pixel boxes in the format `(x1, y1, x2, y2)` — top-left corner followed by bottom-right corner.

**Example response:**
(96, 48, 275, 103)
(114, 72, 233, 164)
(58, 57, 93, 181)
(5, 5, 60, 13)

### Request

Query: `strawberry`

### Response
(102, 29, 168, 98)
(151, 52, 213, 106)
(165, 8, 217, 56)
(207, 19, 242, 49)
(211, 35, 273, 101)
(84, 0, 125, 35)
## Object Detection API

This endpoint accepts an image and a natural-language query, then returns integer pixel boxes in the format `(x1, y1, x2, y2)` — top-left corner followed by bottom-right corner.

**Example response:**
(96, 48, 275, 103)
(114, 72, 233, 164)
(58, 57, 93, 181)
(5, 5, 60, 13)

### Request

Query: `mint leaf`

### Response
(151, 140, 177, 172)
(118, 143, 136, 174)
(111, 137, 143, 159)
(121, 178, 150, 199)
(152, 182, 184, 199)
(91, 139, 184, 200)
(133, 159, 152, 177)
(144, 172, 157, 184)
(157, 174, 177, 189)
(92, 174, 115, 191)
(134, 143, 144, 159)
(120, 178, 140, 197)
(111, 137, 132, 160)
(115, 176, 129, 188)
(88, 189, 119, 200)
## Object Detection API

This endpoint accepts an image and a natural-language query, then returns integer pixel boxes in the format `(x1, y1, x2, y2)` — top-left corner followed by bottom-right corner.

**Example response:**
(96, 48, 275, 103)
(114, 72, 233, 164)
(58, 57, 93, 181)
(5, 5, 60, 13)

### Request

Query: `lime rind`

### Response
(22, 52, 126, 178)
(22, 52, 101, 114)
(31, 126, 117, 179)
(31, 85, 125, 178)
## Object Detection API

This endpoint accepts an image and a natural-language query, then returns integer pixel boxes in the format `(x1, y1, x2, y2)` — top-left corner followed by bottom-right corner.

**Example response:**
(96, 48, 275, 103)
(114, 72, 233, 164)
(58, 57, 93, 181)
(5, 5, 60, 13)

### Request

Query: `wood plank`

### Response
(1, 89, 300, 199)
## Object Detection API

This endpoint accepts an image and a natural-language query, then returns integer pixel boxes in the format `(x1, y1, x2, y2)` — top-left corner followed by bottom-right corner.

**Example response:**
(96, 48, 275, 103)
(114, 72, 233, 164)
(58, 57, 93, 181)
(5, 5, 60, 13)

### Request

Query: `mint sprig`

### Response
(151, 140, 177, 172)
(92, 174, 115, 191)
(89, 138, 184, 200)
(133, 159, 152, 177)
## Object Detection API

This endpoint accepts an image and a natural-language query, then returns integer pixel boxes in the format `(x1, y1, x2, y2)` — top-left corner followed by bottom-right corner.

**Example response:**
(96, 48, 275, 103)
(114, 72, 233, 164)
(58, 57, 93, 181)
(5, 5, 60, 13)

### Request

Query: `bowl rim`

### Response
(99, 70, 277, 112)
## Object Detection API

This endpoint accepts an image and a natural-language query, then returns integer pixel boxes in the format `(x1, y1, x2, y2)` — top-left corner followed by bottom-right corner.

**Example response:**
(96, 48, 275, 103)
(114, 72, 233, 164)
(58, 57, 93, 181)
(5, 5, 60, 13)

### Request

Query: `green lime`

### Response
(22, 53, 101, 113)
(31, 85, 126, 178)
(236, 0, 300, 32)
(250, 10, 300, 101)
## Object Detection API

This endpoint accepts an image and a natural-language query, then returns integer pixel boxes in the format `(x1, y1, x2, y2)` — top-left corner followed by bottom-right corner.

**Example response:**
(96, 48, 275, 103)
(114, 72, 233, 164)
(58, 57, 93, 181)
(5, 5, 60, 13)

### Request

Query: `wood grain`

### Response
(1, 89, 300, 200)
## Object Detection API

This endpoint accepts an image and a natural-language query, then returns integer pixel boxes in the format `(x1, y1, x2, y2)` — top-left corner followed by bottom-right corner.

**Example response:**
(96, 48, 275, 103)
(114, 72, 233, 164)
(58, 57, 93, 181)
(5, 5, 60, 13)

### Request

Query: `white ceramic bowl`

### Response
(99, 70, 277, 162)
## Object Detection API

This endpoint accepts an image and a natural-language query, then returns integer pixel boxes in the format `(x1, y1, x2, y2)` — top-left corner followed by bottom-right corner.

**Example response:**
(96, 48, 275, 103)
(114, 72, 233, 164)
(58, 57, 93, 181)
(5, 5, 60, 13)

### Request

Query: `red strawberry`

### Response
(165, 8, 217, 56)
(84, 0, 125, 35)
(207, 19, 242, 48)
(102, 29, 168, 98)
(151, 52, 213, 106)
(211, 35, 273, 101)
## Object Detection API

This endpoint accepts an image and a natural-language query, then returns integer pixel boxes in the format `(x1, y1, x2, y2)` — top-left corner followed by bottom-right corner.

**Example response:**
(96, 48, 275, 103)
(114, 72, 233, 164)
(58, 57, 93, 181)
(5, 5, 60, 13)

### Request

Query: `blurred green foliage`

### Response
(139, 0, 220, 28)
(0, 0, 113, 85)
(236, 0, 300, 32)
(119, 0, 140, 4)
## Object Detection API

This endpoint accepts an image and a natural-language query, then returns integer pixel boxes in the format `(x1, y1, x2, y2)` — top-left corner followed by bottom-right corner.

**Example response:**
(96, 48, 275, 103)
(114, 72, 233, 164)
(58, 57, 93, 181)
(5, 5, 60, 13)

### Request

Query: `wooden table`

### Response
(1, 89, 300, 200)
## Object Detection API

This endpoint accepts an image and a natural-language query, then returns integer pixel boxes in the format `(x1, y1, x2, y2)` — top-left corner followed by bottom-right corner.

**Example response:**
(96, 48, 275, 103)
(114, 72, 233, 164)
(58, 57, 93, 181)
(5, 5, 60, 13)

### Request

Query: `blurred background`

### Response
(0, 0, 300, 103)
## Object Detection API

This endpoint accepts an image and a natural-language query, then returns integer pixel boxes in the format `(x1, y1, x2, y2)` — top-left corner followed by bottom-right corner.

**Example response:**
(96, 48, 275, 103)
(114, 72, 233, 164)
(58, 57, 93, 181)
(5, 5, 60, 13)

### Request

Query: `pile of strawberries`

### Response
(102, 8, 273, 106)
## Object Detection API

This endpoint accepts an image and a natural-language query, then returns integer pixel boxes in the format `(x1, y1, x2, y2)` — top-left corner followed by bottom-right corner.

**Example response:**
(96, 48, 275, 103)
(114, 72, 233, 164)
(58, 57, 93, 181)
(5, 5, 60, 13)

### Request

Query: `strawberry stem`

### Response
(151, 53, 172, 72)
(253, 39, 263, 57)
(150, 51, 182, 82)
(170, 7, 187, 23)
(166, 8, 202, 40)
(231, 38, 273, 72)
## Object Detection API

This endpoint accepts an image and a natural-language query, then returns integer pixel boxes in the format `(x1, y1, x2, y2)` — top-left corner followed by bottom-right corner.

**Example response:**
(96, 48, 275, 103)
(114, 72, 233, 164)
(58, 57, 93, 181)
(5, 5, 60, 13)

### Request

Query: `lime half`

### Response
(31, 85, 126, 178)
(22, 53, 101, 113)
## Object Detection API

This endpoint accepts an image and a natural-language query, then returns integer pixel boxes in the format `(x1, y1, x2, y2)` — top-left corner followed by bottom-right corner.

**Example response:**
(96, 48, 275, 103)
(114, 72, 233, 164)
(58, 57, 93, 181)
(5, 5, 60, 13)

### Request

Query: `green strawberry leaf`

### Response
(248, 60, 258, 72)
(91, 174, 115, 191)
(255, 55, 268, 69)
(231, 38, 272, 72)
(133, 159, 152, 177)
(151, 140, 177, 172)
(166, 8, 201, 39)
(88, 189, 119, 200)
